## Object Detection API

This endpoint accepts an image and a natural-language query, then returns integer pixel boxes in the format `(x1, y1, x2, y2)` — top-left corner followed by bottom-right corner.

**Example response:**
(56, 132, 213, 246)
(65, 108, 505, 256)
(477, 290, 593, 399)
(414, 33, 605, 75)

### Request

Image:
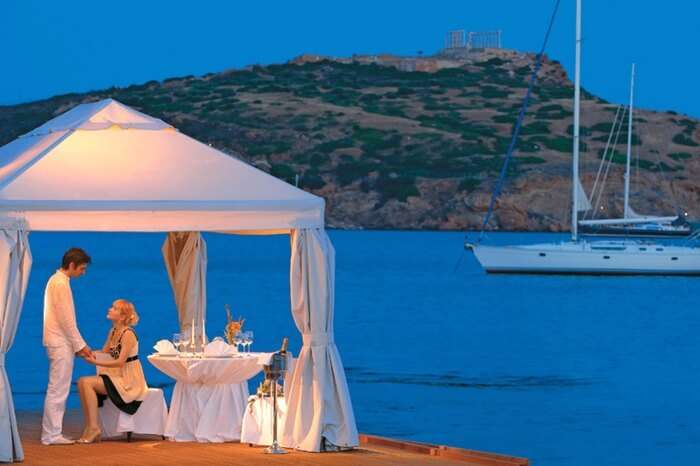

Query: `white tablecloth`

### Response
(241, 395, 287, 446)
(148, 353, 265, 442)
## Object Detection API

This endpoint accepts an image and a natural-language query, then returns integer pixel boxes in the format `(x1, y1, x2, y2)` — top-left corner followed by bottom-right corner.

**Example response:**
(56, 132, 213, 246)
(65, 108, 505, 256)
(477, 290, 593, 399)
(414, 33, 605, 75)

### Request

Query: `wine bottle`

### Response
(280, 337, 289, 354)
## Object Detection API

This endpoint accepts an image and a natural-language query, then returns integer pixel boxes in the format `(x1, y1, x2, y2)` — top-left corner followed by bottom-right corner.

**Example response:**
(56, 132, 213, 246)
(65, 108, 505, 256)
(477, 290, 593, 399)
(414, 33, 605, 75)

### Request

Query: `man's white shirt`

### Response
(42, 270, 86, 352)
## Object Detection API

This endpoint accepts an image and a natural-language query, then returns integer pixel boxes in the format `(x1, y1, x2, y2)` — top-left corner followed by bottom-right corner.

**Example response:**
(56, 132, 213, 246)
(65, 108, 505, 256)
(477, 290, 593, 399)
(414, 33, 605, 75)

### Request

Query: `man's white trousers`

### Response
(41, 345, 74, 443)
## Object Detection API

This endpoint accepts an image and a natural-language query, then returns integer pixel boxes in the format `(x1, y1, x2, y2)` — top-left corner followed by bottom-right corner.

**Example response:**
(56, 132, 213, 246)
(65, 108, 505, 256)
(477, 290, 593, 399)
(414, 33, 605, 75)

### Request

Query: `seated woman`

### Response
(77, 299, 148, 444)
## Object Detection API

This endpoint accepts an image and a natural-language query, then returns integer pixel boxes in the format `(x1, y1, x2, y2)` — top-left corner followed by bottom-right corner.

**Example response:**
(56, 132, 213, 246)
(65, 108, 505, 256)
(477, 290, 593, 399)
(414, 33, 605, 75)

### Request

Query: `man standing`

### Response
(41, 248, 92, 445)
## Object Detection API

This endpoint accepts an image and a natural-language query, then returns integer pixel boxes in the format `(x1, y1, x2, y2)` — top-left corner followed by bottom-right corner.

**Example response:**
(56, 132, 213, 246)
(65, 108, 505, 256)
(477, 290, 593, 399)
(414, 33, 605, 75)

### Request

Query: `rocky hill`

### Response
(2, 48, 699, 231)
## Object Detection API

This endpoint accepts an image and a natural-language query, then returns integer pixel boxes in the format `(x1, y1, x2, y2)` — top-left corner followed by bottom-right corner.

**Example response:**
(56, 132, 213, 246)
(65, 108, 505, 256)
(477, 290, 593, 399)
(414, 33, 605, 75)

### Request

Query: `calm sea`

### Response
(8, 231, 700, 465)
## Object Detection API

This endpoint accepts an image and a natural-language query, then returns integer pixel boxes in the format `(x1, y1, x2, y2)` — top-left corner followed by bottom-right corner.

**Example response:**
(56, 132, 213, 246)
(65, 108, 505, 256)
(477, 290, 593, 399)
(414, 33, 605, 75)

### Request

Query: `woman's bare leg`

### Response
(76, 377, 90, 436)
(79, 376, 107, 431)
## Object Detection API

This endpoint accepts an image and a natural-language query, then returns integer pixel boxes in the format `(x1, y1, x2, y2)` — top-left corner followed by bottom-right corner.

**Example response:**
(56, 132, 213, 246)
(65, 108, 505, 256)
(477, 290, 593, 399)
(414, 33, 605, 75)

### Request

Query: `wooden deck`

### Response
(17, 410, 528, 466)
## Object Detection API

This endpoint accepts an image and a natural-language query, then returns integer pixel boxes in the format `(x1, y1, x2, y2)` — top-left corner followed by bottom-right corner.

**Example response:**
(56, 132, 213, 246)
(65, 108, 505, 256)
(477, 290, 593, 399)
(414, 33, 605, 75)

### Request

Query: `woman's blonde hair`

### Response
(113, 299, 139, 326)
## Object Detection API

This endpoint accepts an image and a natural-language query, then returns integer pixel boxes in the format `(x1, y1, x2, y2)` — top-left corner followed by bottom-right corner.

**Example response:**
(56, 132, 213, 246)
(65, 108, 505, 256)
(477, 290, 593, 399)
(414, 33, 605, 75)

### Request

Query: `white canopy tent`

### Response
(0, 99, 358, 460)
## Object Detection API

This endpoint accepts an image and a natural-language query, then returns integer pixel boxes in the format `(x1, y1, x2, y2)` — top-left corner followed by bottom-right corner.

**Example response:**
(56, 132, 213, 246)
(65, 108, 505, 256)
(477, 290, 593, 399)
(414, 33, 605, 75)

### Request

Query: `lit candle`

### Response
(202, 316, 206, 349)
(191, 317, 195, 349)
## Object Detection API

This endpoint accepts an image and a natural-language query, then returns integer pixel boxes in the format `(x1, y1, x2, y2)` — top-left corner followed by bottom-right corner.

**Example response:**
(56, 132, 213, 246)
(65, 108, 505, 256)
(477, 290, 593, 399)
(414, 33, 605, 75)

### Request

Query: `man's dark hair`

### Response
(61, 248, 91, 269)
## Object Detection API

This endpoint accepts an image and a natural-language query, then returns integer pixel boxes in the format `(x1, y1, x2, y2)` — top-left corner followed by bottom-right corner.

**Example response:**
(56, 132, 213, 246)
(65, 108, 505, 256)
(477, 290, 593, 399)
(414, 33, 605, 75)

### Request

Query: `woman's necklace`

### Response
(110, 325, 126, 347)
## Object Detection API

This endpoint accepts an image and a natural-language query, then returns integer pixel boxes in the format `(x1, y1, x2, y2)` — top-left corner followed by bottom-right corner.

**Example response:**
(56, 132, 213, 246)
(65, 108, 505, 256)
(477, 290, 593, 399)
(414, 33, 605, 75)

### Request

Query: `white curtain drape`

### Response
(162, 232, 207, 343)
(0, 228, 31, 462)
(282, 228, 358, 452)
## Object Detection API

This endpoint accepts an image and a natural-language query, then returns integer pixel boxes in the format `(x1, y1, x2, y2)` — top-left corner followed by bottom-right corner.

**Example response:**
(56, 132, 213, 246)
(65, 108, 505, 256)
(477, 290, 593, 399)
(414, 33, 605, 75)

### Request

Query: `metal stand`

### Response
(264, 378, 286, 454)
(263, 349, 288, 454)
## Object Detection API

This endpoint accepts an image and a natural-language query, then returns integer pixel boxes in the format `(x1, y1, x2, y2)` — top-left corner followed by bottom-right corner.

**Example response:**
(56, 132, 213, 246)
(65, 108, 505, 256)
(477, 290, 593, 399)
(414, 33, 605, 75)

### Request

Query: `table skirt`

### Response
(241, 395, 287, 446)
(165, 381, 249, 442)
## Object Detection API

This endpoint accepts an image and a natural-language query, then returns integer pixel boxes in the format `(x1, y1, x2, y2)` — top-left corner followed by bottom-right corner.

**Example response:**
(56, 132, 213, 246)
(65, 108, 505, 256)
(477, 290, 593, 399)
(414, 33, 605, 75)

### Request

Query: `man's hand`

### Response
(83, 354, 97, 366)
(75, 346, 92, 359)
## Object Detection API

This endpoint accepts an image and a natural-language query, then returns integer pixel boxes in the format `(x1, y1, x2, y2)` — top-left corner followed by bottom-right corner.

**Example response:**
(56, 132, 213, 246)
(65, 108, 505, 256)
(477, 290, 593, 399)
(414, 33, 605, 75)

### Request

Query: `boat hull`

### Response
(470, 241, 700, 275)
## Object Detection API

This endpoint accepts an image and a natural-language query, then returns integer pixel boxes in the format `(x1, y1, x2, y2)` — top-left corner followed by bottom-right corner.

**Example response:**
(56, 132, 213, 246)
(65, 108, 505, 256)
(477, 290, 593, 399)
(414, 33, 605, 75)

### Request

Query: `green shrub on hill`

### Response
(479, 57, 507, 67)
(535, 104, 571, 120)
(430, 157, 470, 177)
(433, 68, 480, 88)
(481, 85, 509, 99)
(668, 152, 693, 160)
(591, 122, 613, 133)
(254, 84, 288, 93)
(309, 152, 328, 167)
(518, 140, 541, 153)
(376, 103, 407, 118)
(353, 126, 386, 145)
(270, 163, 296, 182)
(675, 118, 697, 134)
(375, 174, 419, 202)
(598, 149, 655, 169)
(215, 87, 237, 97)
(462, 124, 497, 141)
(314, 137, 354, 154)
(593, 133, 641, 145)
(467, 155, 516, 175)
(520, 121, 550, 135)
(301, 171, 326, 189)
(535, 85, 572, 100)
(310, 113, 339, 131)
(566, 124, 592, 136)
(395, 86, 416, 96)
(320, 88, 362, 106)
(336, 160, 379, 186)
(418, 113, 462, 133)
(292, 84, 320, 98)
(360, 101, 408, 118)
(516, 155, 547, 164)
(492, 114, 516, 124)
(412, 133, 443, 141)
(672, 133, 699, 147)
(245, 140, 293, 156)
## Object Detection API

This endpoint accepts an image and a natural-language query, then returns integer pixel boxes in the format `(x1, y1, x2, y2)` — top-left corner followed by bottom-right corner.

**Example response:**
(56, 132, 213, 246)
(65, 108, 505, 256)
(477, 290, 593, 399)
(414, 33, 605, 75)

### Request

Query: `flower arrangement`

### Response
(224, 304, 245, 345)
(256, 379, 284, 397)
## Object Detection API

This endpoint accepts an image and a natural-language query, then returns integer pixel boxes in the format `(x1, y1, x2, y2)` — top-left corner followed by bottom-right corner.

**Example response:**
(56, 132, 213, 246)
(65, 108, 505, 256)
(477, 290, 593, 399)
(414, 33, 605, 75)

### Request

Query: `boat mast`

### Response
(624, 63, 635, 219)
(572, 0, 582, 241)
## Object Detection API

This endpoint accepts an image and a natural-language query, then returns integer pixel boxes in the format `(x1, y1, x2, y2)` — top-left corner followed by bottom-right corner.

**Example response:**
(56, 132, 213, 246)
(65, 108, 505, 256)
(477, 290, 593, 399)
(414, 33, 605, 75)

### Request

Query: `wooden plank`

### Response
(16, 410, 527, 466)
(360, 434, 529, 466)
(359, 433, 439, 455)
(438, 447, 529, 466)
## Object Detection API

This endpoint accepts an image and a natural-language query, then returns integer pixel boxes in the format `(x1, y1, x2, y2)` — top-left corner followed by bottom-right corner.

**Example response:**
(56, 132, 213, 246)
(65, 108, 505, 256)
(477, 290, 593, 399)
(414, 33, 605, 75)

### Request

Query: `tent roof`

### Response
(0, 99, 324, 232)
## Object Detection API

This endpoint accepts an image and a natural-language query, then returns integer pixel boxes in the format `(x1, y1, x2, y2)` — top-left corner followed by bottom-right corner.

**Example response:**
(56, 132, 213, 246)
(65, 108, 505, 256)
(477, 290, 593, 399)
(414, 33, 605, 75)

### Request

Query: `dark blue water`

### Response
(8, 231, 700, 465)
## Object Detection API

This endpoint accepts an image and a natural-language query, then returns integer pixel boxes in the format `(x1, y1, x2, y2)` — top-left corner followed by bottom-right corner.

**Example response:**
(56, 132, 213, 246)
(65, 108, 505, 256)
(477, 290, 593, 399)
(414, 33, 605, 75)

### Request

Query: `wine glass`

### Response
(242, 332, 250, 352)
(233, 332, 243, 353)
(245, 331, 254, 353)
(172, 333, 182, 352)
(241, 332, 249, 352)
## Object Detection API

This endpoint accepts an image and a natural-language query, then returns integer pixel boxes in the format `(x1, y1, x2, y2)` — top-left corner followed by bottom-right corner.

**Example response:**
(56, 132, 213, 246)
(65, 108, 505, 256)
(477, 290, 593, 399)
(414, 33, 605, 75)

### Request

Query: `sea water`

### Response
(8, 231, 700, 465)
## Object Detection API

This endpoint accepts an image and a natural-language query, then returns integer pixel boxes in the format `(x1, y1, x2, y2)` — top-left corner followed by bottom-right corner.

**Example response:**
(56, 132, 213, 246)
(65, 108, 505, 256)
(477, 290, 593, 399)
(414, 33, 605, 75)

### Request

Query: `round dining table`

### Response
(148, 353, 266, 442)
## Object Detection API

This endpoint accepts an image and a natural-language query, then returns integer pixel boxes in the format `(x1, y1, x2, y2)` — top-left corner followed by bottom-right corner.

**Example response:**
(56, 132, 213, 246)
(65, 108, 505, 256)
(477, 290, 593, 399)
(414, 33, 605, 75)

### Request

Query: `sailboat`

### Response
(466, 0, 700, 275)
(578, 64, 692, 238)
